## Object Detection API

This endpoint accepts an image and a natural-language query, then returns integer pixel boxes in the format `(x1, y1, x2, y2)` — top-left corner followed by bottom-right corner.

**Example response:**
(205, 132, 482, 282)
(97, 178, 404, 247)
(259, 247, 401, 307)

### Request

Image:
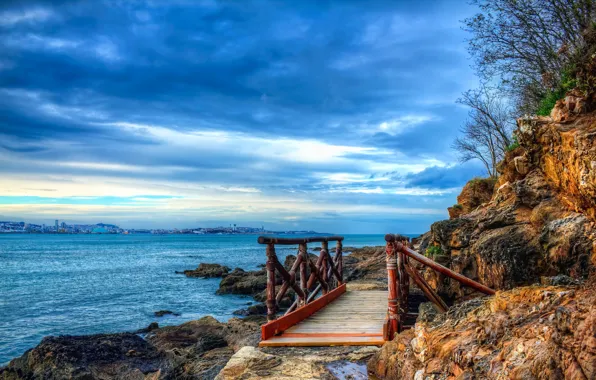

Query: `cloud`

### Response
(0, 7, 55, 27)
(0, 0, 479, 233)
(404, 162, 486, 190)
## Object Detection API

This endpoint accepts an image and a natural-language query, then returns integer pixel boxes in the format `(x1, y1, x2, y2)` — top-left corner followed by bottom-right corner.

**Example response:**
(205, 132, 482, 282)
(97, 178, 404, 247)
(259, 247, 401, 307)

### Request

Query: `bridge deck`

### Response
(259, 290, 387, 347)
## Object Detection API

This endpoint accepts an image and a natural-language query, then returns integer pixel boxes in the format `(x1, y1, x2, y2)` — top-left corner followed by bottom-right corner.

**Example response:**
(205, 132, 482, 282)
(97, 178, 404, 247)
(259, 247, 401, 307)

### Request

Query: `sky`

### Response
(0, 0, 485, 234)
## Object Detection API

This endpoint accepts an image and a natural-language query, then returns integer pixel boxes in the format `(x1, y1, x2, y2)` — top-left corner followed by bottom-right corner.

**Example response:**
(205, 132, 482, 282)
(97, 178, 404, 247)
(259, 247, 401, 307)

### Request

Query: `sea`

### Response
(0, 233, 418, 365)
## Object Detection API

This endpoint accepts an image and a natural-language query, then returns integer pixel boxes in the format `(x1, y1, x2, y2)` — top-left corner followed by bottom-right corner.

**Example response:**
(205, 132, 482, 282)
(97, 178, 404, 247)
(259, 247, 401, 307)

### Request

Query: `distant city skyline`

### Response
(0, 219, 324, 235)
(0, 1, 484, 234)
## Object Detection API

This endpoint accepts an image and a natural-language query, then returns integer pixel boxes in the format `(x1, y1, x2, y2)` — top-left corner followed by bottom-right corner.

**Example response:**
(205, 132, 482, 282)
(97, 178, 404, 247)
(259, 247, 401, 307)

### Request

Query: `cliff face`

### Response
(369, 92, 596, 379)
(417, 95, 596, 301)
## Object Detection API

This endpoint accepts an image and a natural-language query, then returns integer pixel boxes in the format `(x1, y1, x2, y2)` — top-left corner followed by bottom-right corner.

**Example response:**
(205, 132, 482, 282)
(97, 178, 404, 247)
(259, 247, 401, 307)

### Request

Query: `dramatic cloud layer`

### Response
(0, 0, 484, 233)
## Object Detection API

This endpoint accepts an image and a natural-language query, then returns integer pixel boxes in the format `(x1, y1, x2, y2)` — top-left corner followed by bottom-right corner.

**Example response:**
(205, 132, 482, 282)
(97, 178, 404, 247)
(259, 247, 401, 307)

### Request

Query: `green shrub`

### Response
(505, 135, 520, 152)
(469, 176, 498, 189)
(453, 203, 463, 210)
(426, 245, 443, 257)
(536, 68, 577, 116)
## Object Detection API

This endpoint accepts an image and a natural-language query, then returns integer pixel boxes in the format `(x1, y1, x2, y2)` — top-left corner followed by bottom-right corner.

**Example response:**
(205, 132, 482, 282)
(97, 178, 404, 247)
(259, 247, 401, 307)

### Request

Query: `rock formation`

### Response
(370, 90, 596, 379)
(0, 316, 262, 380)
(177, 263, 230, 278)
(369, 279, 596, 379)
(416, 96, 595, 302)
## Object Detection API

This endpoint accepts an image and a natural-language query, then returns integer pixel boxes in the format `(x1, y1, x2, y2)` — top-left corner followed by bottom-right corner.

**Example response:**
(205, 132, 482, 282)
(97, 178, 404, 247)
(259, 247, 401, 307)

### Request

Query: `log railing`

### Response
(384, 234, 495, 340)
(258, 235, 345, 340)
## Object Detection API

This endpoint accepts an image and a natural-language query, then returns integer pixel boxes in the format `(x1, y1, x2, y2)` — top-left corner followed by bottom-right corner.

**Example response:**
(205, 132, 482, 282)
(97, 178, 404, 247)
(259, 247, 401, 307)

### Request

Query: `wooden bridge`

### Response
(257, 234, 495, 347)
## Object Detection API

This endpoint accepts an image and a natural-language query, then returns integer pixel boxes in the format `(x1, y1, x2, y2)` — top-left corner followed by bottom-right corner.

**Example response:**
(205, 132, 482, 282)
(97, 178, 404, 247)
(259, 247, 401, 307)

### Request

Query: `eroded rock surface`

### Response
(417, 107, 595, 301)
(369, 280, 596, 379)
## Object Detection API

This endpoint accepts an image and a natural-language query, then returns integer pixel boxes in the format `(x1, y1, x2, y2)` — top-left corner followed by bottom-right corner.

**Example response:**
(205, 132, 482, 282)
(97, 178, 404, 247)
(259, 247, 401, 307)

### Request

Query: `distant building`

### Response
(55, 220, 59, 230)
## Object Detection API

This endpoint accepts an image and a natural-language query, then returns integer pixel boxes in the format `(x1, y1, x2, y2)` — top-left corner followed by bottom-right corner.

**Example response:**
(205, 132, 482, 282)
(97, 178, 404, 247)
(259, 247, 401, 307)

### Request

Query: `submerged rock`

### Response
(153, 310, 180, 317)
(135, 322, 159, 334)
(177, 263, 231, 278)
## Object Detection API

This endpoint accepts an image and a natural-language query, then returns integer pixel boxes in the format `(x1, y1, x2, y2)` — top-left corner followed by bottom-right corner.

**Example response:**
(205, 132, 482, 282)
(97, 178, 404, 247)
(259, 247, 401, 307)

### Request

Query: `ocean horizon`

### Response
(0, 233, 420, 365)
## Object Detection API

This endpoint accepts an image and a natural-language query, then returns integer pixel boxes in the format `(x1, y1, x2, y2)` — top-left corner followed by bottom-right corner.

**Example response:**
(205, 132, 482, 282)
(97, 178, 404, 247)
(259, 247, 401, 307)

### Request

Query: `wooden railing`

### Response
(384, 234, 495, 340)
(257, 235, 345, 340)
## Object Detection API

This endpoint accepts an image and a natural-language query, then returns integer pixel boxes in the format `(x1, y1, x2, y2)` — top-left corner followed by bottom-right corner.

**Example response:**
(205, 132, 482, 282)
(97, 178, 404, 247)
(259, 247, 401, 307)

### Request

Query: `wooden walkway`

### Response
(259, 290, 387, 346)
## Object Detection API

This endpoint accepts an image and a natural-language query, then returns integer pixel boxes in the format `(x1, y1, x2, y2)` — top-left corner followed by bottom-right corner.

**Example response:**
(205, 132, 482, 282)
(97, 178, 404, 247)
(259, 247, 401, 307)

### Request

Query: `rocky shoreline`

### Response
(0, 245, 389, 379)
(2, 94, 595, 379)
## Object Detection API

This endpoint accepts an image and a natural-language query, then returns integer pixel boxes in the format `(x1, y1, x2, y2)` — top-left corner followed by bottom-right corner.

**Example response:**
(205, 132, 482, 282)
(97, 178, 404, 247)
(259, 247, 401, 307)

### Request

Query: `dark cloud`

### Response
(404, 162, 485, 189)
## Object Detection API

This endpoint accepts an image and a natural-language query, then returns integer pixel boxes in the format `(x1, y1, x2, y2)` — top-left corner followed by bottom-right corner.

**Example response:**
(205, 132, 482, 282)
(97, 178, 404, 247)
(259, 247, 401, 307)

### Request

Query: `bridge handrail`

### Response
(384, 233, 495, 339)
(258, 235, 344, 330)
(258, 235, 344, 245)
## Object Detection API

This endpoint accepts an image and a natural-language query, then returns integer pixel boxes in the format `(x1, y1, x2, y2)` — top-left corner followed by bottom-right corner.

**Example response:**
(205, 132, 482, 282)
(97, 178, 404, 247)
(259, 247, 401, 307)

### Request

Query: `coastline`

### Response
(0, 234, 399, 366)
(1, 244, 391, 378)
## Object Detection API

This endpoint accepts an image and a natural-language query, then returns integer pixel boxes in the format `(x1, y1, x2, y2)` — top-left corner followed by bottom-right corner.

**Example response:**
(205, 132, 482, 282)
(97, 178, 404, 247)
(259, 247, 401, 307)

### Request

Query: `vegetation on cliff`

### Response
(455, 0, 596, 176)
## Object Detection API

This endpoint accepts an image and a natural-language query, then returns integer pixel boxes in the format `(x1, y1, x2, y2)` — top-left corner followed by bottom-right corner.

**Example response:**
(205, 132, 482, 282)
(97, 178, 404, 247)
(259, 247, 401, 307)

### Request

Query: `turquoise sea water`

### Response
(0, 233, 408, 365)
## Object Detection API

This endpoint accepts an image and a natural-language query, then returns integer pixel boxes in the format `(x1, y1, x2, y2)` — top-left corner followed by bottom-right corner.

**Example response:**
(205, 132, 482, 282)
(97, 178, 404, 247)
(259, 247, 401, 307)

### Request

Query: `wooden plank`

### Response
(260, 288, 389, 347)
(260, 283, 347, 340)
(259, 335, 386, 347)
(282, 333, 382, 338)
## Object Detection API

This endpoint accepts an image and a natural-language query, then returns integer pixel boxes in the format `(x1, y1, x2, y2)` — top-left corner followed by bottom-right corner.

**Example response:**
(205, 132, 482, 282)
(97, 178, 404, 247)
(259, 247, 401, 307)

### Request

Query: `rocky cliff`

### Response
(369, 91, 596, 379)
(416, 94, 595, 302)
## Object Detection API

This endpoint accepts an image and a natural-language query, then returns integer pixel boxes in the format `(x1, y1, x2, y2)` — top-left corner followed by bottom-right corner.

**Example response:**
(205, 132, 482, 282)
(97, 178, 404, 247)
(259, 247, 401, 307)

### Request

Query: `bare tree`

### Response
(465, 0, 595, 113)
(453, 87, 516, 176)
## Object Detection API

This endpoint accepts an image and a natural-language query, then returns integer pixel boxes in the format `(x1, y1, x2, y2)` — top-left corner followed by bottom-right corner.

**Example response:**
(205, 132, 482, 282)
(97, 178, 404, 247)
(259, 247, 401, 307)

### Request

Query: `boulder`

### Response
(216, 346, 379, 379)
(455, 177, 496, 214)
(233, 303, 267, 317)
(153, 310, 180, 317)
(216, 268, 268, 296)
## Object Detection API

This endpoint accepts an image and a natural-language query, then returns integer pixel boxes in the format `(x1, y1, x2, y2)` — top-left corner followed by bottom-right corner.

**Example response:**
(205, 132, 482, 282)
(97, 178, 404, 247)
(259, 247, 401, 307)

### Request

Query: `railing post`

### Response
(299, 243, 308, 306)
(266, 243, 277, 321)
(321, 241, 329, 294)
(395, 235, 409, 331)
(336, 240, 343, 284)
(385, 241, 399, 339)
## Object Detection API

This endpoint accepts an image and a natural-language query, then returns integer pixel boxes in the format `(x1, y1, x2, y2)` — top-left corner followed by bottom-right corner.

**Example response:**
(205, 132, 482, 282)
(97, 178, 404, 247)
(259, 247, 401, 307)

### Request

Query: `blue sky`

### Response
(0, 0, 485, 233)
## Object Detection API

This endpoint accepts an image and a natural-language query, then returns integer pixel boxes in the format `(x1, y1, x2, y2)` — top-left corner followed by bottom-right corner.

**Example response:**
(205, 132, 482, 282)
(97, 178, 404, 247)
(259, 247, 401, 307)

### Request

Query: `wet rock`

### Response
(153, 310, 180, 317)
(233, 303, 267, 317)
(216, 268, 267, 296)
(0, 316, 263, 380)
(178, 263, 230, 278)
(147, 316, 227, 352)
(0, 333, 172, 380)
(217, 346, 379, 379)
(135, 322, 159, 334)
